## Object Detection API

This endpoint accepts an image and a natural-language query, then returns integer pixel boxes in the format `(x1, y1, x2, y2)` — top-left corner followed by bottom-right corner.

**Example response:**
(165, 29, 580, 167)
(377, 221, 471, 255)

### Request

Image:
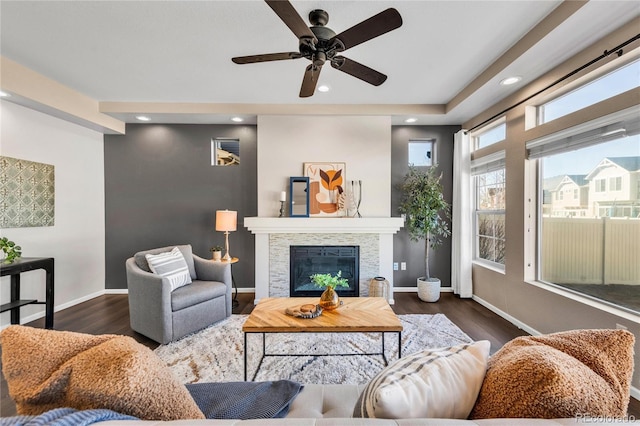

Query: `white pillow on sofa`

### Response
(353, 340, 490, 419)
(145, 246, 192, 291)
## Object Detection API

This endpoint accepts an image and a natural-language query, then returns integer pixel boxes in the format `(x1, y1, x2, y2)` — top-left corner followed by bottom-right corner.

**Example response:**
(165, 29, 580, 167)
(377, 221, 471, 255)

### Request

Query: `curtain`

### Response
(451, 130, 472, 297)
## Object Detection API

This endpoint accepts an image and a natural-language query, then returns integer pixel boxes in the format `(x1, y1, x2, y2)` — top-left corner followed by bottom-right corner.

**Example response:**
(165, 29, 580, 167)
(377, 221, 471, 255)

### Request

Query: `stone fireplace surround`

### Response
(244, 217, 404, 304)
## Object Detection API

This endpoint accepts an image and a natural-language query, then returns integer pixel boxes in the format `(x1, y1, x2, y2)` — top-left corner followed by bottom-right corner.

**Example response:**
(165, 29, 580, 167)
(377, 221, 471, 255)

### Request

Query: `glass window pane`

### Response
(539, 133, 640, 313)
(475, 123, 506, 149)
(540, 59, 640, 124)
(474, 169, 506, 267)
(408, 140, 434, 166)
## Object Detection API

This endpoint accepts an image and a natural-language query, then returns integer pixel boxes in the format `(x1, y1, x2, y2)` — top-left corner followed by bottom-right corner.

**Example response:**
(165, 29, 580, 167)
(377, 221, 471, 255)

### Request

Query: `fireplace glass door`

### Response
(290, 246, 359, 296)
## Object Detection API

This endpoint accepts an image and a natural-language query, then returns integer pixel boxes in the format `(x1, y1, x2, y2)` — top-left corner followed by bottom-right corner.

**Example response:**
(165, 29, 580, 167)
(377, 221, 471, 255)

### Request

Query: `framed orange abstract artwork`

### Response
(303, 162, 346, 217)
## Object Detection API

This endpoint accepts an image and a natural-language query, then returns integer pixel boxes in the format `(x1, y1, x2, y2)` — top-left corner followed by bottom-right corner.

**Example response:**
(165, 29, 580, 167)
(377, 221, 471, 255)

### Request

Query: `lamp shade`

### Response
(215, 210, 237, 232)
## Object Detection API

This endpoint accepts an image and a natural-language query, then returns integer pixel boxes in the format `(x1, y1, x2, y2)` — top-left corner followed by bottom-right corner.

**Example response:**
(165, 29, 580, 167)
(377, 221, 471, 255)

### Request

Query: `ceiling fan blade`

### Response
(300, 64, 322, 97)
(232, 52, 301, 64)
(265, 0, 317, 47)
(331, 56, 387, 86)
(330, 8, 402, 52)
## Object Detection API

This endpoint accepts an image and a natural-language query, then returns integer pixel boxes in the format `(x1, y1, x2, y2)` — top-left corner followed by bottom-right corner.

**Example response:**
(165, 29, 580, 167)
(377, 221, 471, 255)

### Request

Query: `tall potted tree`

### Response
(398, 165, 451, 302)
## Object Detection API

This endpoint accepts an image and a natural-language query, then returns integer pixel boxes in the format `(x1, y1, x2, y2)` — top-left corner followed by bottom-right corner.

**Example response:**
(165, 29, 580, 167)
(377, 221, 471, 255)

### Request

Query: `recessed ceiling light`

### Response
(317, 85, 330, 93)
(231, 117, 244, 122)
(500, 76, 522, 86)
(404, 118, 417, 123)
(0, 91, 10, 98)
(135, 115, 151, 122)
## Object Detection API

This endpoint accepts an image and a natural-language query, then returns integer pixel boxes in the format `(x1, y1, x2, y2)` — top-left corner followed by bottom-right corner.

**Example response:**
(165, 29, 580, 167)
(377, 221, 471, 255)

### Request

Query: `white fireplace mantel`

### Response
(244, 217, 405, 234)
(244, 217, 404, 304)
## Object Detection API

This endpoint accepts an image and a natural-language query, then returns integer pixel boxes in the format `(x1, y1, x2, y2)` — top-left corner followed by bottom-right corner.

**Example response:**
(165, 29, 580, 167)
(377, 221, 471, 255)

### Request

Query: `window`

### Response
(472, 119, 506, 150)
(471, 150, 506, 268)
(408, 140, 434, 166)
(527, 105, 640, 314)
(211, 138, 240, 166)
(573, 189, 578, 199)
(538, 59, 640, 124)
(609, 176, 621, 191)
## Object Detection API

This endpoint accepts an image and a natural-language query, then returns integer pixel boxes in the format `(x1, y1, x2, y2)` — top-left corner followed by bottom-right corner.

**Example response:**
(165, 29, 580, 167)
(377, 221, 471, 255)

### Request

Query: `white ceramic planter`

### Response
(417, 277, 441, 302)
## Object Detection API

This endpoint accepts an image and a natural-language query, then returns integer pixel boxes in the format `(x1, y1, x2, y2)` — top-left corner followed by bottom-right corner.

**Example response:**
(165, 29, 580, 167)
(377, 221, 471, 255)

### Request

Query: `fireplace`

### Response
(290, 245, 359, 297)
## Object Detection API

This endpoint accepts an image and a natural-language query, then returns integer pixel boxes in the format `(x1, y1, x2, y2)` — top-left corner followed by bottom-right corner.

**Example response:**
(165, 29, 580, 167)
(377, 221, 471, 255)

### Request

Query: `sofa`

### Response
(1, 324, 636, 425)
(97, 383, 627, 425)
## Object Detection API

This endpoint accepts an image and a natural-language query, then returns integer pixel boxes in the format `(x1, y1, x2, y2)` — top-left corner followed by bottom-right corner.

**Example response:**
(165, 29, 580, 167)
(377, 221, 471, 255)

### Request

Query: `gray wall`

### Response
(104, 123, 257, 290)
(391, 125, 460, 288)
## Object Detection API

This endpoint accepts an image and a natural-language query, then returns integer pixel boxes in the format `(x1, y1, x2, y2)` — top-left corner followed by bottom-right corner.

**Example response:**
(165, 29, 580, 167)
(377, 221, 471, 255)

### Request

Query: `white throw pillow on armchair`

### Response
(145, 246, 192, 291)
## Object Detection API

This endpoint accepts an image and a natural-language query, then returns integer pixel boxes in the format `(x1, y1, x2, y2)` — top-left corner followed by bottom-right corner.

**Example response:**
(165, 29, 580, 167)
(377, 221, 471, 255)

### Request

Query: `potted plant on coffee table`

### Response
(310, 271, 349, 310)
(398, 165, 451, 302)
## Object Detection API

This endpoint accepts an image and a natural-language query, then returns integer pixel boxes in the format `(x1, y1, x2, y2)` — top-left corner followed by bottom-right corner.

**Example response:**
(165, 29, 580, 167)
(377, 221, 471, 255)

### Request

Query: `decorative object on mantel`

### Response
(289, 177, 310, 217)
(209, 246, 223, 261)
(398, 165, 451, 303)
(0, 156, 55, 228)
(304, 162, 345, 217)
(349, 180, 362, 217)
(215, 210, 237, 261)
(278, 191, 286, 217)
(0, 237, 22, 264)
(284, 303, 323, 319)
(310, 271, 349, 310)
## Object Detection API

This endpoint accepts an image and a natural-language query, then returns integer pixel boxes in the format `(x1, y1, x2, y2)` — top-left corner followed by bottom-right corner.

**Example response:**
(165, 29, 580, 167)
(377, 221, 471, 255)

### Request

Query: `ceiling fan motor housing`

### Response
(300, 10, 340, 64)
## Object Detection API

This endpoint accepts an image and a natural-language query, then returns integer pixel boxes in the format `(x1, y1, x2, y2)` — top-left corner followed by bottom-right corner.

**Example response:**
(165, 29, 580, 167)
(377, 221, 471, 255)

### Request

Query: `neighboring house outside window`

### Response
(586, 157, 640, 218)
(545, 175, 588, 217)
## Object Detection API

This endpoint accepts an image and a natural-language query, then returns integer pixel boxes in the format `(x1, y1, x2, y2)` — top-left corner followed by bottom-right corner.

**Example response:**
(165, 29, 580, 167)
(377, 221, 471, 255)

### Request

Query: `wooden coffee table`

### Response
(242, 297, 403, 381)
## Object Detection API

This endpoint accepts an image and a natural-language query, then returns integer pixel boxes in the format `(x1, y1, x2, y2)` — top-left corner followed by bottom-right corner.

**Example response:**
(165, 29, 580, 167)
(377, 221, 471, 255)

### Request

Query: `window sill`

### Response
(525, 280, 640, 324)
(472, 260, 505, 274)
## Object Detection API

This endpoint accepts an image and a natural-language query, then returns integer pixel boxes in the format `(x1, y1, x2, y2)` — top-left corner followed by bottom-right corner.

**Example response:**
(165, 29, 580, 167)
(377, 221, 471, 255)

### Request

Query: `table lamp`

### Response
(215, 210, 237, 261)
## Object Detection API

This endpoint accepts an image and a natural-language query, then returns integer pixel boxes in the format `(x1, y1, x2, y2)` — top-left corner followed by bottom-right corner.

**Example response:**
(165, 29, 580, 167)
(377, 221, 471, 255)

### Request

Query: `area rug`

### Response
(154, 313, 472, 385)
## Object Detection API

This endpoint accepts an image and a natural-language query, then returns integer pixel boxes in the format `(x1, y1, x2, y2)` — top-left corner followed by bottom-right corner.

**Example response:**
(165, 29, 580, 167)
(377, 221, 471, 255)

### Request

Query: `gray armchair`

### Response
(126, 244, 232, 344)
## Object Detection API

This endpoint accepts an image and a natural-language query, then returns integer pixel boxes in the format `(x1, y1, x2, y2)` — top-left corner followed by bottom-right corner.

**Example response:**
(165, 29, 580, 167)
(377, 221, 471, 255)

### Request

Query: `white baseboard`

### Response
(471, 294, 640, 402)
(392, 287, 454, 293)
(105, 288, 128, 294)
(471, 295, 542, 336)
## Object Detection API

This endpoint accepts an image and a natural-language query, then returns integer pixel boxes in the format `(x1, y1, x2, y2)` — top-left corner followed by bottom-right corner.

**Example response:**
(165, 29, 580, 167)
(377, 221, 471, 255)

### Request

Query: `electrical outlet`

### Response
(401, 262, 407, 270)
(393, 262, 399, 271)
(616, 323, 628, 330)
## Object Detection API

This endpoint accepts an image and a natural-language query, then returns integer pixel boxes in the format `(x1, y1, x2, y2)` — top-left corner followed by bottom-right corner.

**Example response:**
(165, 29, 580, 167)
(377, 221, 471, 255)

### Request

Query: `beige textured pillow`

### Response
(353, 341, 491, 419)
(1, 325, 204, 420)
(470, 329, 635, 419)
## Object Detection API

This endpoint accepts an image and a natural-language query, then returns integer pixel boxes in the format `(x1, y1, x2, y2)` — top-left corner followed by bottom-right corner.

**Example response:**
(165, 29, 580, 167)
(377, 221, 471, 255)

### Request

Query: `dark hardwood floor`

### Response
(1, 292, 638, 418)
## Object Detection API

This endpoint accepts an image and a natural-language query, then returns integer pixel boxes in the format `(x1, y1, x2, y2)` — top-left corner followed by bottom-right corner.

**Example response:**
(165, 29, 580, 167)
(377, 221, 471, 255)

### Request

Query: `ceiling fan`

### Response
(231, 1, 403, 97)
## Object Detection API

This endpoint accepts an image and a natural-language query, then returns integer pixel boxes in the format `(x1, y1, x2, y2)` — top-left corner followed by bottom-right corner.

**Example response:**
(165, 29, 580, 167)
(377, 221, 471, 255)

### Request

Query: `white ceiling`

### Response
(1, 1, 638, 126)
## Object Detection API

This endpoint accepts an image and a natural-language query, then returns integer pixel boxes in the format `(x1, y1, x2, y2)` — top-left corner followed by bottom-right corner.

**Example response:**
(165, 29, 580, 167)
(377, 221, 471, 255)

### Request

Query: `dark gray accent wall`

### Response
(391, 125, 460, 288)
(104, 124, 257, 290)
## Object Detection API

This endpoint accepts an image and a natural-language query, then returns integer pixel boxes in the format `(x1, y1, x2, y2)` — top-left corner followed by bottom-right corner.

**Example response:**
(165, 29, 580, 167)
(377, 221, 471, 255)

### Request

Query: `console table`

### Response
(0, 257, 54, 328)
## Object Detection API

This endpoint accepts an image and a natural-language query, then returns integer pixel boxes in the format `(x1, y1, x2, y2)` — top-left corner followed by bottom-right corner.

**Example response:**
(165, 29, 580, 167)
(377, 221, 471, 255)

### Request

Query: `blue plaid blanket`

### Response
(0, 408, 138, 426)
